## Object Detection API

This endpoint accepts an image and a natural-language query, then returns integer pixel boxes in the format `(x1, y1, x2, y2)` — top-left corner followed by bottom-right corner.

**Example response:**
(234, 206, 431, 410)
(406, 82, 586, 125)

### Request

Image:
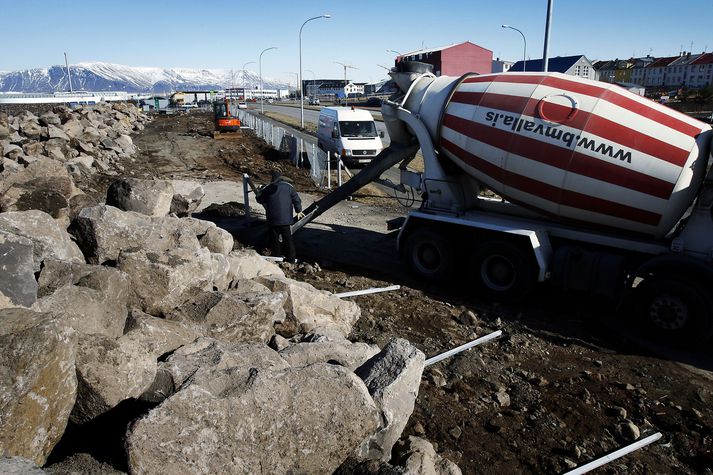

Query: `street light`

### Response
(386, 49, 402, 56)
(305, 69, 316, 101)
(241, 61, 256, 88)
(502, 24, 527, 72)
(259, 47, 277, 114)
(299, 14, 331, 128)
(335, 61, 358, 106)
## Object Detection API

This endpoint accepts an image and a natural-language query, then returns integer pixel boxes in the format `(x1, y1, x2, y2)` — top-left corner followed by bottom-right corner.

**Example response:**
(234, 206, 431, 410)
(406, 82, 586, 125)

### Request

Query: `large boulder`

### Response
(0, 309, 77, 466)
(124, 310, 200, 358)
(60, 119, 83, 139)
(34, 262, 129, 338)
(118, 247, 214, 317)
(0, 457, 46, 474)
(355, 339, 426, 462)
(71, 332, 157, 424)
(0, 158, 78, 217)
(279, 340, 381, 371)
(167, 290, 285, 343)
(126, 362, 379, 475)
(170, 180, 205, 217)
(227, 249, 284, 283)
(0, 231, 37, 309)
(0, 210, 84, 272)
(69, 205, 205, 264)
(257, 275, 361, 338)
(106, 178, 174, 217)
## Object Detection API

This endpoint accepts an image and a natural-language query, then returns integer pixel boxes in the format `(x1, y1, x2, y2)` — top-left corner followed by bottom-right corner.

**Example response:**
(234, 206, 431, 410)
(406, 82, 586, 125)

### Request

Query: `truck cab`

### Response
(317, 107, 383, 167)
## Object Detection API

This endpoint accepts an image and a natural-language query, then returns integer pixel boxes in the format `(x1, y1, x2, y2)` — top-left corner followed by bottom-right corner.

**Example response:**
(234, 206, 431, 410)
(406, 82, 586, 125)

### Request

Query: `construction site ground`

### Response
(93, 111, 713, 475)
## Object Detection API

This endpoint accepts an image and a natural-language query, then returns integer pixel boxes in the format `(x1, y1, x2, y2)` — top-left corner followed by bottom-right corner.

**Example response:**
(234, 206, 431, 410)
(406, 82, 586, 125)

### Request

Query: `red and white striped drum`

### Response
(438, 72, 712, 238)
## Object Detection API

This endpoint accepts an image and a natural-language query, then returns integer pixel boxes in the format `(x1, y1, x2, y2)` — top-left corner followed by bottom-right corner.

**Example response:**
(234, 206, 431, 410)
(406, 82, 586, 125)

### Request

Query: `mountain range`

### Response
(0, 62, 290, 93)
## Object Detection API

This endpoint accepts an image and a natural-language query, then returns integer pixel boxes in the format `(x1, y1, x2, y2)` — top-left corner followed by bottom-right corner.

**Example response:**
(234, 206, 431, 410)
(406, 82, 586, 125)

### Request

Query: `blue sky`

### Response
(2, 0, 712, 84)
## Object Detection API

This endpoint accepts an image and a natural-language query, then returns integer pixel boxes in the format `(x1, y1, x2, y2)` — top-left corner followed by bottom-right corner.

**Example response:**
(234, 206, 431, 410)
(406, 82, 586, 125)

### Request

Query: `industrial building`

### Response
(394, 41, 493, 76)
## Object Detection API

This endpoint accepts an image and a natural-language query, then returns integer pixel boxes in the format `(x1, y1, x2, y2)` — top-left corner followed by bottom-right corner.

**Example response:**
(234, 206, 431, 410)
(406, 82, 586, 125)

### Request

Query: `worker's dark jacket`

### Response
(256, 178, 302, 226)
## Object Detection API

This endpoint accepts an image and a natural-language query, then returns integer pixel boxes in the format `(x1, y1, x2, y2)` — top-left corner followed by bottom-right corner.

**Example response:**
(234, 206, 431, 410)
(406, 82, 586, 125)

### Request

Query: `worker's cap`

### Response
(270, 170, 282, 182)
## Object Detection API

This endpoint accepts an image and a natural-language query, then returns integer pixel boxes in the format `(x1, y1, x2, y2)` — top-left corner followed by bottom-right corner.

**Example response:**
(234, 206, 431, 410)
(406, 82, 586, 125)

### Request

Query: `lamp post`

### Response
(502, 24, 527, 72)
(335, 61, 358, 106)
(299, 14, 331, 128)
(259, 47, 277, 114)
(305, 69, 316, 101)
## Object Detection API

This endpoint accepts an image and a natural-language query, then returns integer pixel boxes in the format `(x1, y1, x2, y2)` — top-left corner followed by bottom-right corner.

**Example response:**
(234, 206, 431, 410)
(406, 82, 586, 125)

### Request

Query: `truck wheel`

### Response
(471, 241, 535, 302)
(633, 277, 713, 343)
(405, 229, 454, 281)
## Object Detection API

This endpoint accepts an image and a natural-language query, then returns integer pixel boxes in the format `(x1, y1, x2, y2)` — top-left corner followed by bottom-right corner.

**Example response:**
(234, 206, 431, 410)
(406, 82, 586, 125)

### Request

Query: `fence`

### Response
(235, 109, 332, 188)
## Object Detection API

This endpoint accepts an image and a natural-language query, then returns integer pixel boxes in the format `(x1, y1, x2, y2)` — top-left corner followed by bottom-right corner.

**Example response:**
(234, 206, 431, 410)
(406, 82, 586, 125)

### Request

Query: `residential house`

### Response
(508, 55, 596, 80)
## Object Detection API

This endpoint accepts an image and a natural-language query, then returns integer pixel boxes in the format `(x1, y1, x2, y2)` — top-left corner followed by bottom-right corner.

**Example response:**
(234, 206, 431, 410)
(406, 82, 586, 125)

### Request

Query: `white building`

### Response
(492, 58, 514, 73)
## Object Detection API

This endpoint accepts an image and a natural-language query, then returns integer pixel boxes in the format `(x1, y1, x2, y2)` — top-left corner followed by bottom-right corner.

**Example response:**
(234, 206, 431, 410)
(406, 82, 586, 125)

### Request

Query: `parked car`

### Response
(309, 97, 320, 105)
(237, 101, 247, 109)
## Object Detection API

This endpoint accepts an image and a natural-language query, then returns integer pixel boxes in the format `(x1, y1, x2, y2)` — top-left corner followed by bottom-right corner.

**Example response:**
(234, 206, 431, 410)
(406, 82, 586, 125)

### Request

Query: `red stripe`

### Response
(450, 90, 690, 167)
(461, 73, 703, 137)
(441, 113, 674, 199)
(439, 136, 662, 227)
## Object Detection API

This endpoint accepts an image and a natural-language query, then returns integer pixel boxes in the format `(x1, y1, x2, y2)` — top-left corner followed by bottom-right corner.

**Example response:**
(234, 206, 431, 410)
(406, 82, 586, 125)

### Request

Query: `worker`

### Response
(256, 170, 303, 263)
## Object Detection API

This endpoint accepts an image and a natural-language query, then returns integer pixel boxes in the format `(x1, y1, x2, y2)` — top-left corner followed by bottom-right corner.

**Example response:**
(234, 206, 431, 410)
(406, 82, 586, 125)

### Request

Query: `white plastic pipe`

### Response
(263, 256, 284, 262)
(562, 433, 663, 475)
(425, 330, 502, 366)
(335, 284, 401, 298)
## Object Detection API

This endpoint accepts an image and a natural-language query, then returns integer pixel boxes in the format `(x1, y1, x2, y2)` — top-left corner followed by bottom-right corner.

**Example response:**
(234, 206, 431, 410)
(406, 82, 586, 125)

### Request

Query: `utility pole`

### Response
(542, 0, 554, 72)
(335, 61, 357, 106)
(64, 52, 73, 92)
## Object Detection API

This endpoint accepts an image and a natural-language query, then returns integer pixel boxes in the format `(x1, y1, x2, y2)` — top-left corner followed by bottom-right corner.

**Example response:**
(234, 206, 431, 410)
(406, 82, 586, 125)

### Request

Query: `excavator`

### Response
(213, 98, 241, 139)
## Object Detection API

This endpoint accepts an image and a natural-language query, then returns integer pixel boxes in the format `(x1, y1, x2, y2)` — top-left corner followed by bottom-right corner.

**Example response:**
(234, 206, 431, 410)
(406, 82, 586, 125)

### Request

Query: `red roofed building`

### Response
(395, 41, 493, 76)
(631, 53, 713, 88)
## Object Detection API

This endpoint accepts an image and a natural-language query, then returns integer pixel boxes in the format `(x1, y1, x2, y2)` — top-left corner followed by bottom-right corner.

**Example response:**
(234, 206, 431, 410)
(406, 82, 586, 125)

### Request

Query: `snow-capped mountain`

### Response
(0, 62, 289, 93)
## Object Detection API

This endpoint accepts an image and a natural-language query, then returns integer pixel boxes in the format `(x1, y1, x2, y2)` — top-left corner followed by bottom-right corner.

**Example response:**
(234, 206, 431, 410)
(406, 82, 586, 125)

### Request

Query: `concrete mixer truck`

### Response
(292, 61, 713, 342)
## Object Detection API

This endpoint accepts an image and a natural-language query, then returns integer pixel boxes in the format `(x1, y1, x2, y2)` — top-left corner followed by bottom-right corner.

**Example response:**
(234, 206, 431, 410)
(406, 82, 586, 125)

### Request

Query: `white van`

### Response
(317, 107, 383, 167)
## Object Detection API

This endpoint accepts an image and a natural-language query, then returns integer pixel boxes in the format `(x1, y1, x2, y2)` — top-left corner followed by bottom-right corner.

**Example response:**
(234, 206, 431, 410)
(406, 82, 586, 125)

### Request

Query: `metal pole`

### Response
(242, 174, 251, 227)
(327, 154, 331, 189)
(335, 285, 401, 298)
(562, 433, 662, 475)
(241, 61, 256, 90)
(425, 331, 502, 366)
(300, 15, 330, 128)
(259, 47, 277, 114)
(542, 0, 553, 72)
(64, 52, 73, 92)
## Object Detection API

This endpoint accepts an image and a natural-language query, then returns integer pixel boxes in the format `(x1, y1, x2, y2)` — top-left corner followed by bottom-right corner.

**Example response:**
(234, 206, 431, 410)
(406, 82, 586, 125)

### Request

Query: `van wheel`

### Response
(632, 276, 713, 343)
(471, 240, 535, 302)
(405, 229, 454, 281)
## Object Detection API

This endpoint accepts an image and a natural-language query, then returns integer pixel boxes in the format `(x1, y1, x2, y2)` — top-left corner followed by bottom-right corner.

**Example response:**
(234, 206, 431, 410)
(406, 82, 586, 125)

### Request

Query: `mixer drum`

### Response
(437, 72, 712, 238)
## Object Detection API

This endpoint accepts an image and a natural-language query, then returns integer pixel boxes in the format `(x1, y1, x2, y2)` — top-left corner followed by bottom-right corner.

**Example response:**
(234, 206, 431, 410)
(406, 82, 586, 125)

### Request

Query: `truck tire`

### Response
(405, 228, 454, 281)
(471, 240, 535, 302)
(633, 277, 713, 343)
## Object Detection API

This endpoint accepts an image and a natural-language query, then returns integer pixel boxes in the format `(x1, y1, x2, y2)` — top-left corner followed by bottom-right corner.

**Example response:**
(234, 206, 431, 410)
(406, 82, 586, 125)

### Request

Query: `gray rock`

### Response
(126, 362, 379, 475)
(0, 158, 78, 218)
(355, 339, 426, 462)
(0, 231, 37, 308)
(227, 249, 284, 282)
(124, 310, 200, 358)
(0, 124, 10, 139)
(69, 205, 202, 264)
(0, 210, 84, 272)
(39, 112, 61, 127)
(280, 340, 380, 370)
(33, 263, 129, 338)
(60, 119, 83, 139)
(615, 421, 641, 443)
(118, 247, 213, 317)
(392, 436, 462, 475)
(47, 124, 70, 141)
(0, 457, 47, 474)
(0, 309, 77, 465)
(169, 180, 204, 217)
(20, 120, 43, 140)
(167, 290, 285, 343)
(257, 275, 361, 338)
(106, 178, 174, 217)
(3, 143, 22, 159)
(22, 140, 44, 157)
(71, 332, 157, 424)
(198, 225, 234, 254)
(210, 252, 231, 291)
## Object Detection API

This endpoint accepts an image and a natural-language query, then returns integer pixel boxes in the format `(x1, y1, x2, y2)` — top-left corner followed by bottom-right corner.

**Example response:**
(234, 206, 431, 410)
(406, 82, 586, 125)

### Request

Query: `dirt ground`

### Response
(102, 111, 713, 474)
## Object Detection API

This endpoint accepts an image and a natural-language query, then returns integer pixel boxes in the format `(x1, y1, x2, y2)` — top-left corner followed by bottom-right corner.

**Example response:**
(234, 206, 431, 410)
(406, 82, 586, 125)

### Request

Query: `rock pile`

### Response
(0, 103, 459, 473)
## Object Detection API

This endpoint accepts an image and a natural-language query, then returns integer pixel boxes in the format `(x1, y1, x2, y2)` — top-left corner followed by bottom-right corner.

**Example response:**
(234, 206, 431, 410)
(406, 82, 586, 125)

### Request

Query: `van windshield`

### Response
(339, 121, 378, 138)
